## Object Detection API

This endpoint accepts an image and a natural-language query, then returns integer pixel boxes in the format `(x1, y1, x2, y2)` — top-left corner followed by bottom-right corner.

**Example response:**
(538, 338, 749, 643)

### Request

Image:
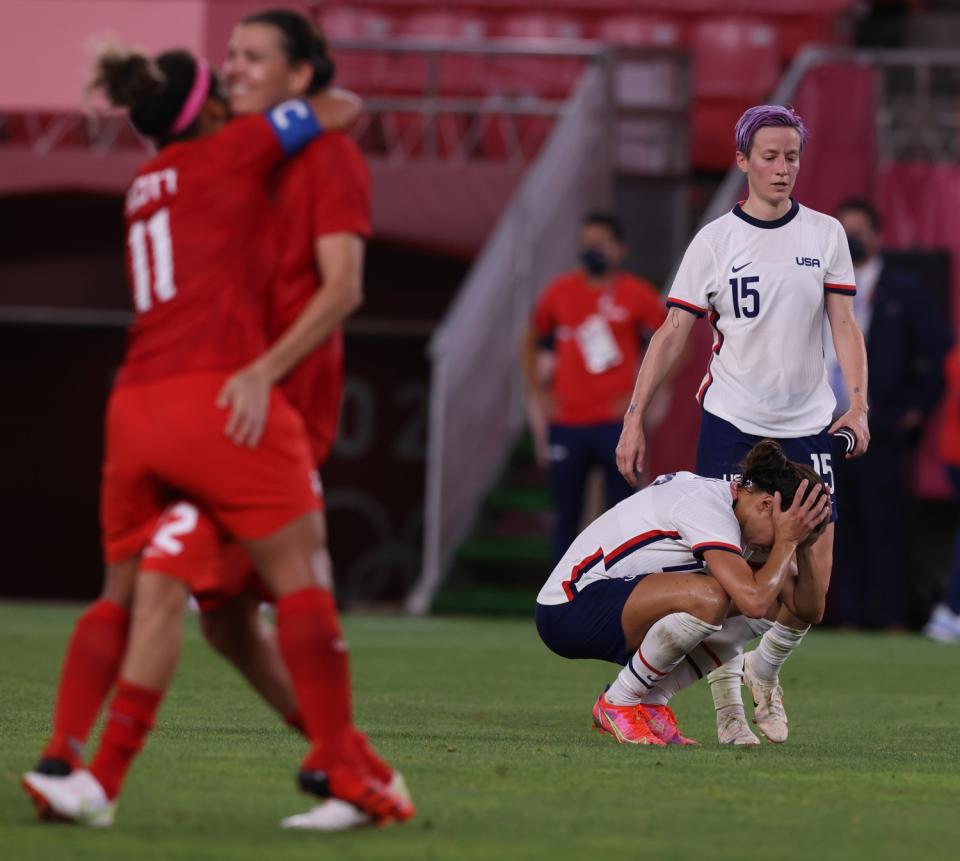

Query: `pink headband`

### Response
(171, 58, 210, 135)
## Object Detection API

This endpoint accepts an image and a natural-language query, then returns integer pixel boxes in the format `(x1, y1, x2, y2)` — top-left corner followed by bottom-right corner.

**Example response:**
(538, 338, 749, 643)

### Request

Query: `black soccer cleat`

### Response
(297, 769, 331, 798)
(34, 757, 73, 777)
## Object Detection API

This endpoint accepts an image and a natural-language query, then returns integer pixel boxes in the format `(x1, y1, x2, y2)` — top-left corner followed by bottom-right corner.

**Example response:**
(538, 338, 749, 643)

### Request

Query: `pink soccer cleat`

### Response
(644, 704, 699, 746)
(592, 691, 666, 746)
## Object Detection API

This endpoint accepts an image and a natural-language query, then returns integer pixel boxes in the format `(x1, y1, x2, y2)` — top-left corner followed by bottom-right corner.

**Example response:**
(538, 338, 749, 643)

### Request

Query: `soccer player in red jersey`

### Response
(522, 213, 666, 562)
(113, 13, 390, 825)
(23, 45, 413, 829)
(136, 13, 400, 827)
(192, 7, 374, 700)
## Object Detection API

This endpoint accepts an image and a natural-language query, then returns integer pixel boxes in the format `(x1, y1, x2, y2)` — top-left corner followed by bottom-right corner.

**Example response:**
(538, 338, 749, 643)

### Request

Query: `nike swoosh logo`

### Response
(731, 262, 752, 273)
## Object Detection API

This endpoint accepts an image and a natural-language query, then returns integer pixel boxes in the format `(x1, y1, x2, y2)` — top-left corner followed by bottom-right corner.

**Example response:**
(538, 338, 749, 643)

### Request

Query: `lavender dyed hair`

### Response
(735, 104, 808, 155)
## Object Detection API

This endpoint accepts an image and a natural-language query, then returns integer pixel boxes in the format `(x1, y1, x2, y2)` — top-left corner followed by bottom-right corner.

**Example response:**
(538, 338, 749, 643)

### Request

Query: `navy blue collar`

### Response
(733, 198, 799, 229)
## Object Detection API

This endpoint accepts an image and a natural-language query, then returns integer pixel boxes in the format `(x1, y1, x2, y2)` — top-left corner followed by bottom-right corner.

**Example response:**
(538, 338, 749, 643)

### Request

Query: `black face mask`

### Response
(581, 248, 610, 277)
(847, 235, 868, 265)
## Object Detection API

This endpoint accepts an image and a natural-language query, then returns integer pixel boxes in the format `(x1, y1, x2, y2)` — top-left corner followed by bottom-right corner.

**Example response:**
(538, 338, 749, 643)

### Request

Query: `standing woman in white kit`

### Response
(614, 105, 870, 745)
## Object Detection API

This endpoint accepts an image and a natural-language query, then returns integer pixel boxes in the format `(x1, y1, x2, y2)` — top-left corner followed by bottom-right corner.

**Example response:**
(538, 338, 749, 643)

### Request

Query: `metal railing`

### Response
(0, 39, 688, 173)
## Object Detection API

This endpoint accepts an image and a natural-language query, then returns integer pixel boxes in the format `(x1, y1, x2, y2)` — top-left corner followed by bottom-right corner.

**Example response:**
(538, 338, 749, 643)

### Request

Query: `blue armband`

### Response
(265, 99, 323, 156)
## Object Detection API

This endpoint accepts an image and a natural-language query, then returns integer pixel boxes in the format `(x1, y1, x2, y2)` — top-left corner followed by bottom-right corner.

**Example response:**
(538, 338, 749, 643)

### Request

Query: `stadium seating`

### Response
(319, 6, 395, 93)
(689, 18, 781, 170)
(316, 1, 857, 169)
(487, 14, 586, 100)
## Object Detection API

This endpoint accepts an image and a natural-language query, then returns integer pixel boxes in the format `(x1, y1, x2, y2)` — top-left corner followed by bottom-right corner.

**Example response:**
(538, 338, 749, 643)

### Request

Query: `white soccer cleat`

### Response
(924, 604, 960, 643)
(22, 768, 115, 827)
(281, 798, 373, 831)
(743, 651, 788, 744)
(280, 771, 412, 832)
(716, 712, 761, 746)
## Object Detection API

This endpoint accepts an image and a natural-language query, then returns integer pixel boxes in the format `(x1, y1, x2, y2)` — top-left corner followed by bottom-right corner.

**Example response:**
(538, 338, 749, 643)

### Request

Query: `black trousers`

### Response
(547, 422, 633, 564)
(832, 441, 911, 628)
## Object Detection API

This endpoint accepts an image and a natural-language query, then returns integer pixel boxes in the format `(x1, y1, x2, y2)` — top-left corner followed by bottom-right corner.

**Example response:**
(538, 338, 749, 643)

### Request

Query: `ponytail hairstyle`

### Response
(91, 44, 222, 146)
(242, 8, 335, 93)
(739, 440, 826, 513)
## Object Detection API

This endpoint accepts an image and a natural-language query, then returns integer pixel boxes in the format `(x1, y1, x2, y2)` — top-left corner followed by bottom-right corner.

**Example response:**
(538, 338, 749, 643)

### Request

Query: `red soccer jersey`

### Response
(267, 133, 372, 463)
(531, 270, 666, 425)
(115, 115, 287, 387)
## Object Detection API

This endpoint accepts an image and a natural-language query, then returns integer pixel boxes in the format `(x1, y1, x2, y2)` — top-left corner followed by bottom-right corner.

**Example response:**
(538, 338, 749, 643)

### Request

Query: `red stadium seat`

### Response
(486, 13, 586, 99)
(769, 14, 840, 63)
(395, 10, 490, 97)
(494, 13, 585, 41)
(320, 7, 395, 94)
(691, 99, 746, 172)
(593, 14, 686, 48)
(690, 18, 781, 99)
(396, 10, 488, 41)
(319, 7, 392, 40)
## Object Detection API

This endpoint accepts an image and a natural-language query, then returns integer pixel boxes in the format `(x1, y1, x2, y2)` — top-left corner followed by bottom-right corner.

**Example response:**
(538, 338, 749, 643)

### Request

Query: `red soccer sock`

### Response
(284, 710, 307, 736)
(89, 679, 164, 800)
(283, 710, 390, 783)
(351, 728, 392, 785)
(276, 587, 360, 774)
(42, 599, 130, 768)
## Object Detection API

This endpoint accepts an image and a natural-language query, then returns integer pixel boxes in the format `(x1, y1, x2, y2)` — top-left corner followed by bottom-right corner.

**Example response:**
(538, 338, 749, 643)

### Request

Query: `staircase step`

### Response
(456, 534, 551, 565)
(432, 586, 538, 615)
(486, 486, 552, 513)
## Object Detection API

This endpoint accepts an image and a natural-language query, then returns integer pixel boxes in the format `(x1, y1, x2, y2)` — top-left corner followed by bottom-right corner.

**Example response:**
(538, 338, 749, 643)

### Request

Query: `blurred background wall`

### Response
(2, 0, 958, 628)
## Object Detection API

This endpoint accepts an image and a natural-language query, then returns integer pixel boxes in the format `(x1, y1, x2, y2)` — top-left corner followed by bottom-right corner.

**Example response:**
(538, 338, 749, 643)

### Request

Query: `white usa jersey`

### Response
(537, 472, 743, 605)
(667, 200, 857, 437)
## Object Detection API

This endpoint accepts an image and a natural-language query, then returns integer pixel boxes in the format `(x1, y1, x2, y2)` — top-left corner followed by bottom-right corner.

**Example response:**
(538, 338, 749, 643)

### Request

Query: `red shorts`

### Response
(140, 502, 274, 612)
(101, 371, 321, 565)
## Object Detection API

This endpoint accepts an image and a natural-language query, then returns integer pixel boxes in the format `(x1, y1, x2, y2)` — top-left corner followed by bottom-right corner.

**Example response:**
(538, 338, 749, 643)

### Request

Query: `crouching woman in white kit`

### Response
(535, 440, 830, 746)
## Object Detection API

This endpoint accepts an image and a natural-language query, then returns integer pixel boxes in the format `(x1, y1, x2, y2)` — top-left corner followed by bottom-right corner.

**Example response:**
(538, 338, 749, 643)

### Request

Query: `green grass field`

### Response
(1, 603, 958, 861)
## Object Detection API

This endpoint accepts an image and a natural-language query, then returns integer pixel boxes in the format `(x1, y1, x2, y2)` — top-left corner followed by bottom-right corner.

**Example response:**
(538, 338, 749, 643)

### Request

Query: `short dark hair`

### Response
(242, 8, 335, 94)
(835, 198, 881, 230)
(583, 211, 624, 243)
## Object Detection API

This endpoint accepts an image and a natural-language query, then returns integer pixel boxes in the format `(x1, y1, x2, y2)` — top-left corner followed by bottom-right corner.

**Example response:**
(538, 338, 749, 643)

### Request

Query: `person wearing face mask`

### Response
(828, 199, 950, 629)
(522, 212, 665, 563)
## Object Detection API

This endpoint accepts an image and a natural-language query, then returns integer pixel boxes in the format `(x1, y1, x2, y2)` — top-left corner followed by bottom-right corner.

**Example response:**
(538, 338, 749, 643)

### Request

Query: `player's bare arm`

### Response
(616, 307, 696, 486)
(702, 481, 830, 617)
(520, 326, 551, 468)
(218, 234, 364, 448)
(307, 87, 362, 132)
(260, 233, 365, 383)
(783, 538, 826, 624)
(825, 292, 870, 457)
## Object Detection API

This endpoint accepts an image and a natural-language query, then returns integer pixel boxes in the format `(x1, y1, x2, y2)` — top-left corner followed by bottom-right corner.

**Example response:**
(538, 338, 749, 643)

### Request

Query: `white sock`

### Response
(746, 617, 774, 637)
(640, 662, 698, 706)
(709, 655, 747, 719)
(607, 613, 720, 706)
(752, 621, 809, 683)
(641, 616, 759, 706)
(703, 617, 762, 717)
